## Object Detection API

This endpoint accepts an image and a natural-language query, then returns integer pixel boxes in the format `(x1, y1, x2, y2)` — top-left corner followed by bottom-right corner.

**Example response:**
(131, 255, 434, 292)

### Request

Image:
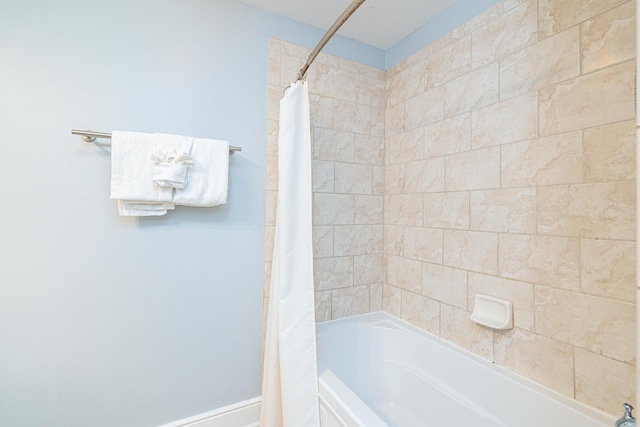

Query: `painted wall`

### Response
(0, 1, 382, 426)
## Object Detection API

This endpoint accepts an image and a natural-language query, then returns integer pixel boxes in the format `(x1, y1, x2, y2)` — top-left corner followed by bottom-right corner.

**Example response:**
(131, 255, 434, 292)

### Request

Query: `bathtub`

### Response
(316, 312, 614, 427)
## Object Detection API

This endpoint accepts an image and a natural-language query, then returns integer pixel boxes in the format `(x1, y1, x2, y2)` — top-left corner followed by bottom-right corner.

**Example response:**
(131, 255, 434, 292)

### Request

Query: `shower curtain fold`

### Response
(260, 80, 320, 427)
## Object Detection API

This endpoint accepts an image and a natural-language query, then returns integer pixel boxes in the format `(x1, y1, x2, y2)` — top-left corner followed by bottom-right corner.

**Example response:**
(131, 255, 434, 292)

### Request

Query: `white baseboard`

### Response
(158, 397, 261, 427)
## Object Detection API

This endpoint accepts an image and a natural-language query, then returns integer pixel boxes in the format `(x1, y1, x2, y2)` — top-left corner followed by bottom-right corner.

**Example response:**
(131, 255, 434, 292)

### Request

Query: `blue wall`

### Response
(0, 1, 380, 426)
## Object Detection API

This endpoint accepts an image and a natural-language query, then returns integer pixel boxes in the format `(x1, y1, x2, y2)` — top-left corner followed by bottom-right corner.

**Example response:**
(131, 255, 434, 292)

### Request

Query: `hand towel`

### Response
(110, 131, 194, 216)
(151, 150, 194, 189)
(118, 200, 176, 217)
(173, 138, 229, 207)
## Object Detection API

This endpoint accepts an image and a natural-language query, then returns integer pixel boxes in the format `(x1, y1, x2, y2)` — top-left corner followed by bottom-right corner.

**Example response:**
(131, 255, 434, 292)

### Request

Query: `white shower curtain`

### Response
(260, 80, 320, 427)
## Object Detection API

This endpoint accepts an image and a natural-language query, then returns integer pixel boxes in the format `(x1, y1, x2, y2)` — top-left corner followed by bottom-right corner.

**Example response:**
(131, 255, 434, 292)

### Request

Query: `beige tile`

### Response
(332, 285, 370, 319)
(372, 225, 384, 254)
(308, 64, 356, 102)
(388, 127, 424, 165)
(445, 63, 499, 117)
(315, 290, 332, 322)
(267, 48, 280, 87)
(265, 152, 278, 191)
(280, 53, 306, 87)
(355, 74, 385, 109)
(537, 182, 636, 240)
(387, 194, 423, 226)
(386, 60, 426, 107)
(335, 163, 372, 194)
(383, 284, 402, 317)
(401, 291, 440, 335)
(583, 120, 636, 182)
(471, 92, 538, 149)
(266, 119, 278, 156)
(264, 226, 275, 262)
(581, 239, 636, 302)
(372, 166, 385, 195)
(309, 95, 334, 129)
(501, 131, 583, 187)
(423, 192, 470, 230)
(385, 102, 405, 137)
(332, 100, 371, 135)
(581, 1, 636, 73)
(313, 128, 354, 162)
(535, 287, 636, 363)
(470, 187, 537, 233)
(355, 254, 384, 286)
(355, 134, 384, 166)
(313, 226, 333, 258)
(440, 304, 493, 360)
(385, 163, 405, 194)
(494, 328, 574, 397)
(264, 262, 272, 297)
(423, 263, 468, 309)
(468, 273, 535, 332)
(538, 60, 635, 135)
(386, 255, 422, 293)
(312, 160, 334, 193)
(575, 349, 636, 416)
(384, 225, 404, 256)
(370, 283, 383, 311)
(454, 2, 504, 39)
(426, 36, 472, 88)
(499, 234, 580, 290)
(539, 0, 628, 39)
(472, 0, 538, 69)
(313, 193, 354, 225)
(503, 0, 528, 12)
(500, 26, 580, 100)
(334, 225, 372, 257)
(268, 38, 281, 52)
(371, 107, 385, 137)
(341, 58, 385, 80)
(405, 86, 445, 129)
(443, 230, 498, 274)
(405, 157, 445, 193)
(445, 147, 500, 191)
(403, 227, 443, 264)
(424, 113, 471, 158)
(265, 190, 277, 226)
(314, 256, 353, 291)
(355, 195, 384, 225)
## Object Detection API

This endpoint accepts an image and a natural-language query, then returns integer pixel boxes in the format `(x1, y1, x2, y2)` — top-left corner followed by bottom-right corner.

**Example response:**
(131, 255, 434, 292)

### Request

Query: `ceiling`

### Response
(236, 0, 459, 50)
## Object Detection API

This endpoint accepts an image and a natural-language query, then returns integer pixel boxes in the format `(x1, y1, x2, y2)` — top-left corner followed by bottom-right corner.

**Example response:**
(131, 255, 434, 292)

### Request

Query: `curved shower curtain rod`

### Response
(296, 0, 366, 81)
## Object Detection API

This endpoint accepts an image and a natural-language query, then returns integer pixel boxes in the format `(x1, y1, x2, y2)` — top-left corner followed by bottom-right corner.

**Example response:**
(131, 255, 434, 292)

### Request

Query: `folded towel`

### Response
(173, 138, 229, 207)
(110, 131, 194, 216)
(151, 150, 194, 189)
(118, 200, 176, 217)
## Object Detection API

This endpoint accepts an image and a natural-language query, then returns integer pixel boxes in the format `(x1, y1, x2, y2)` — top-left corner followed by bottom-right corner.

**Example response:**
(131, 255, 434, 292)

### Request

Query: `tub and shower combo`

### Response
(315, 312, 614, 427)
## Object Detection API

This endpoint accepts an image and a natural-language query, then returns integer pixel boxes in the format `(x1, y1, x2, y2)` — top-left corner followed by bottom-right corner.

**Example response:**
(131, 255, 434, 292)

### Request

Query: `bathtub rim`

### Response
(316, 311, 616, 426)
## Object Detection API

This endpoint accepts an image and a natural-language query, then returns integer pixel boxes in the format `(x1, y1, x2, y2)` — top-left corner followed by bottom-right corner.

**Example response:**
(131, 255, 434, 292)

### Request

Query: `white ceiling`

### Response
(236, 0, 459, 49)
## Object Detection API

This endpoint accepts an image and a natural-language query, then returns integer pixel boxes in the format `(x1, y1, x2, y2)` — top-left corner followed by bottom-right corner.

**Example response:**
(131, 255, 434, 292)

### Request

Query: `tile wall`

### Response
(382, 0, 636, 416)
(265, 0, 636, 417)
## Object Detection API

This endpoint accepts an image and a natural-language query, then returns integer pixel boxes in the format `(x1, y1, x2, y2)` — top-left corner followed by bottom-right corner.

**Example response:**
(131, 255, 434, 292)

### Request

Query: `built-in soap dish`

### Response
(470, 294, 513, 330)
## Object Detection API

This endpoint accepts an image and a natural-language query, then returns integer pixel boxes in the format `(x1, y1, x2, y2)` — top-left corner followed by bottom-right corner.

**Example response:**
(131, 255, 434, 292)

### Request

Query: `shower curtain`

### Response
(260, 80, 320, 427)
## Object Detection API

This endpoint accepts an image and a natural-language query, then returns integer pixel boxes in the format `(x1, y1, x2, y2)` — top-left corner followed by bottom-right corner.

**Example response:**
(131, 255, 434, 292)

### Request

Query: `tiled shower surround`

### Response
(265, 0, 636, 417)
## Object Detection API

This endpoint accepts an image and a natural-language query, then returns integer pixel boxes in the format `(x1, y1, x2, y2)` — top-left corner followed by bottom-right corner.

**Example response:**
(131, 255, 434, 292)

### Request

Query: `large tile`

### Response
(385, 163, 405, 194)
(309, 63, 356, 102)
(535, 287, 636, 363)
(539, 0, 628, 39)
(355, 134, 384, 166)
(468, 273, 534, 332)
(422, 263, 468, 309)
(537, 182, 636, 240)
(385, 102, 405, 137)
(355, 195, 384, 225)
(423, 192, 470, 230)
(472, 0, 538, 68)
(334, 163, 373, 194)
(444, 63, 499, 117)
(445, 147, 500, 191)
(440, 304, 493, 360)
(401, 291, 440, 335)
(404, 86, 445, 129)
(382, 284, 402, 317)
(538, 61, 635, 135)
(581, 239, 636, 302)
(499, 26, 580, 100)
(387, 194, 423, 226)
(424, 113, 471, 158)
(403, 227, 443, 264)
(313, 226, 333, 258)
(332, 100, 371, 135)
(583, 120, 636, 182)
(315, 290, 332, 322)
(354, 254, 384, 286)
(355, 74, 385, 109)
(384, 225, 404, 256)
(405, 157, 445, 193)
(313, 128, 354, 162)
(388, 128, 424, 165)
(334, 225, 372, 256)
(385, 255, 422, 293)
(370, 283, 383, 311)
(314, 257, 353, 291)
(332, 285, 370, 319)
(498, 234, 580, 290)
(494, 328, 574, 397)
(471, 92, 538, 149)
(313, 193, 354, 225)
(312, 160, 334, 193)
(575, 349, 636, 416)
(470, 187, 536, 233)
(443, 230, 498, 274)
(386, 60, 426, 106)
(426, 36, 472, 88)
(501, 131, 583, 187)
(581, 1, 636, 73)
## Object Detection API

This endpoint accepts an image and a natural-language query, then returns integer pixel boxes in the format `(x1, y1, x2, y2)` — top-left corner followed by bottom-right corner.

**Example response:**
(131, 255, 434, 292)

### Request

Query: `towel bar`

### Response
(71, 129, 242, 153)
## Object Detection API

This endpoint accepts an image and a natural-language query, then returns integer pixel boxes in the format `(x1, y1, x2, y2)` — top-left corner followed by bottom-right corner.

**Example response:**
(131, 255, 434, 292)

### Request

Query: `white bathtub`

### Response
(316, 312, 615, 427)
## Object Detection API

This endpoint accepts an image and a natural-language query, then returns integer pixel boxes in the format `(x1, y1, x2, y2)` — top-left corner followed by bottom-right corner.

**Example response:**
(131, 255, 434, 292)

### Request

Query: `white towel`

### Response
(117, 200, 176, 217)
(110, 131, 194, 216)
(151, 150, 194, 189)
(173, 138, 229, 207)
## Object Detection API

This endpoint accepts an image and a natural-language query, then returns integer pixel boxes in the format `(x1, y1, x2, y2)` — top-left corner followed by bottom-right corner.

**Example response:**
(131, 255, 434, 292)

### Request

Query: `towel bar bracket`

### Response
(81, 135, 97, 143)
